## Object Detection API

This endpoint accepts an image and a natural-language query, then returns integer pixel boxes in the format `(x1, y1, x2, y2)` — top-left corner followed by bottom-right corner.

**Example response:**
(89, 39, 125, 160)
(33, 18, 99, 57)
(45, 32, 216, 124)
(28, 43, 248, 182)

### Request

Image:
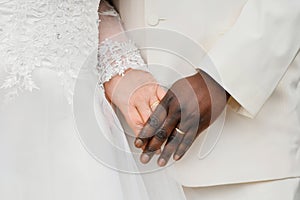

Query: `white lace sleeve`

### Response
(98, 39, 148, 85)
(97, 1, 148, 86)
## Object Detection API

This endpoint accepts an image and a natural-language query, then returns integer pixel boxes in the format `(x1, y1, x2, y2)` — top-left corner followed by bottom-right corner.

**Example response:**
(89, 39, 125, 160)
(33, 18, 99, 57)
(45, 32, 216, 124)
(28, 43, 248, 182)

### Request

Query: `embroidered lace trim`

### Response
(97, 39, 148, 86)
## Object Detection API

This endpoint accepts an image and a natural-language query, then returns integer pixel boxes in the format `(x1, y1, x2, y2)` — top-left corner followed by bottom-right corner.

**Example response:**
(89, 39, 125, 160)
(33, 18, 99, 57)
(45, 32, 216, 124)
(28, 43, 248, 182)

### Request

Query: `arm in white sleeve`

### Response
(200, 0, 300, 117)
(97, 1, 148, 85)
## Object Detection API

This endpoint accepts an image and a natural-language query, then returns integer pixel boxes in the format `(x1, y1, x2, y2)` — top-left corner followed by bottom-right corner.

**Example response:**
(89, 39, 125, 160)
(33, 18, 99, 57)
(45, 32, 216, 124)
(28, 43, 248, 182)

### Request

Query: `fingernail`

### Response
(141, 154, 150, 163)
(174, 155, 181, 161)
(135, 139, 144, 148)
(158, 159, 166, 167)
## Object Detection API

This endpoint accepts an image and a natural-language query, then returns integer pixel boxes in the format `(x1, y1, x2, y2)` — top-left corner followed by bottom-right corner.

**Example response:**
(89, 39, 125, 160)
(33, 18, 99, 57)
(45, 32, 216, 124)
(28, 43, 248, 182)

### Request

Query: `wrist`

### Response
(104, 69, 156, 105)
(104, 69, 131, 101)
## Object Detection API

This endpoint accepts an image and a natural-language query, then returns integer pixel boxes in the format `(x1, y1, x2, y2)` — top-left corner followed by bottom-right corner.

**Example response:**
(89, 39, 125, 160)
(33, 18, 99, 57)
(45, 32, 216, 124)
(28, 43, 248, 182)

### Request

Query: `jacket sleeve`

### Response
(200, 0, 300, 117)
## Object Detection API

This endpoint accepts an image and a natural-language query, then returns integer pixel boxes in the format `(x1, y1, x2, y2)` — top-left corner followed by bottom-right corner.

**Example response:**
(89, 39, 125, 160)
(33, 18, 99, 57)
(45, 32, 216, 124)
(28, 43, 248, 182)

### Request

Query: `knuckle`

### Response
(148, 115, 160, 128)
(182, 138, 194, 146)
(168, 134, 176, 141)
(146, 145, 159, 153)
(161, 91, 175, 106)
(155, 129, 168, 141)
(168, 134, 181, 144)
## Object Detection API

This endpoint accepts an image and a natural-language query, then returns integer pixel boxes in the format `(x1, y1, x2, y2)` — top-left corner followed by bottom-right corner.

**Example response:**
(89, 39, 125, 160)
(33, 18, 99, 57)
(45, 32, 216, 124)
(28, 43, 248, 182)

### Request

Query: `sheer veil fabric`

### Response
(0, 0, 185, 199)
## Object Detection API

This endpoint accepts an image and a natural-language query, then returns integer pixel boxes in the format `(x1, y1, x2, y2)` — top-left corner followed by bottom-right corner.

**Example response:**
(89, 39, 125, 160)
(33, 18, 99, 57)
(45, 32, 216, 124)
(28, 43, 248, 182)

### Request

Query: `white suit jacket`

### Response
(113, 0, 300, 187)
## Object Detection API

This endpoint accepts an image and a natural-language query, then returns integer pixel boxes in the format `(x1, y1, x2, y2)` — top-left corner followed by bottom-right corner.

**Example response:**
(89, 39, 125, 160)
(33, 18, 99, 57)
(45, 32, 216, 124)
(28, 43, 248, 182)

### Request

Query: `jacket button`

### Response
(147, 14, 160, 26)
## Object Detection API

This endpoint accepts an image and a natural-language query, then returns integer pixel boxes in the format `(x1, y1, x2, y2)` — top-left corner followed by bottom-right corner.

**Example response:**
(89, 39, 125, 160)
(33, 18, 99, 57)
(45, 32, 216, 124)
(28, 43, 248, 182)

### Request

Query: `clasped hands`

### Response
(105, 68, 229, 167)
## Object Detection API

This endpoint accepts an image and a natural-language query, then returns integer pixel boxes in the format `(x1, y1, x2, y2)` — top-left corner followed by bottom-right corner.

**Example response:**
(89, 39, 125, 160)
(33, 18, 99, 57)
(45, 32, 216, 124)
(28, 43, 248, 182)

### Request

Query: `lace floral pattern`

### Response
(98, 39, 148, 85)
(0, 0, 100, 103)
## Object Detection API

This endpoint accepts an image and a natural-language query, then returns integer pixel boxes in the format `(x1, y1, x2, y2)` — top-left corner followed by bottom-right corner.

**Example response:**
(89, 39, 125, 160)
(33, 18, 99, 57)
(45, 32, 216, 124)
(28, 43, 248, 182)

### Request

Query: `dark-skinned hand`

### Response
(134, 69, 230, 166)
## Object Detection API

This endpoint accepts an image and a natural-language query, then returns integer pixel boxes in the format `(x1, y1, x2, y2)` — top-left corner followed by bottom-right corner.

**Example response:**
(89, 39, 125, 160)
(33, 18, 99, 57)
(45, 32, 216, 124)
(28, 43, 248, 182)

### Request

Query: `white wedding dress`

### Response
(0, 1, 186, 199)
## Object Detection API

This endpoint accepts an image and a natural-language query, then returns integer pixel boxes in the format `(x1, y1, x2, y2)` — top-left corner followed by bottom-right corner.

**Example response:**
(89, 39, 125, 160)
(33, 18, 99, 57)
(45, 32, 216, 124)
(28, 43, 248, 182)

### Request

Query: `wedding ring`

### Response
(175, 128, 186, 135)
(150, 100, 160, 110)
